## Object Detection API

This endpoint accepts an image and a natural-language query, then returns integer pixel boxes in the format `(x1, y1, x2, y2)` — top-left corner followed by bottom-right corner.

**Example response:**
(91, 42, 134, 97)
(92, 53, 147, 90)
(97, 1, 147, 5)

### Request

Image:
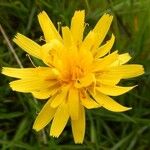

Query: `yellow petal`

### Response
(96, 74, 121, 85)
(33, 99, 56, 131)
(38, 11, 62, 42)
(13, 33, 42, 59)
(109, 65, 144, 79)
(94, 92, 131, 112)
(94, 34, 115, 58)
(92, 51, 119, 72)
(41, 39, 64, 54)
(2, 67, 59, 79)
(50, 86, 69, 108)
(96, 85, 136, 96)
(93, 13, 113, 48)
(62, 26, 73, 48)
(41, 40, 65, 67)
(32, 86, 59, 99)
(68, 88, 79, 120)
(79, 43, 93, 69)
(9, 79, 55, 93)
(80, 94, 100, 109)
(50, 103, 69, 137)
(71, 105, 85, 143)
(80, 31, 96, 52)
(111, 53, 132, 66)
(75, 73, 95, 88)
(71, 10, 85, 46)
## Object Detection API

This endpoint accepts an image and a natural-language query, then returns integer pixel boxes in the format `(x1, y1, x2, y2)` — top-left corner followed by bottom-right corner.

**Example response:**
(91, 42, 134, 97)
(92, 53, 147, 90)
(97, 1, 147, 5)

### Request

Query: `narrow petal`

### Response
(62, 26, 73, 48)
(80, 95, 100, 109)
(33, 99, 56, 131)
(9, 79, 55, 93)
(13, 33, 42, 59)
(96, 74, 121, 85)
(80, 31, 96, 52)
(50, 103, 69, 137)
(118, 53, 131, 64)
(92, 51, 119, 72)
(71, 10, 85, 46)
(109, 65, 144, 79)
(94, 91, 131, 112)
(41, 40, 65, 68)
(41, 39, 64, 54)
(2, 67, 59, 79)
(96, 85, 136, 96)
(32, 85, 59, 99)
(71, 105, 85, 143)
(50, 86, 69, 108)
(79, 40, 94, 69)
(38, 11, 62, 42)
(111, 53, 132, 66)
(79, 39, 94, 68)
(93, 13, 113, 48)
(94, 34, 115, 58)
(68, 88, 79, 120)
(82, 14, 113, 52)
(75, 73, 95, 88)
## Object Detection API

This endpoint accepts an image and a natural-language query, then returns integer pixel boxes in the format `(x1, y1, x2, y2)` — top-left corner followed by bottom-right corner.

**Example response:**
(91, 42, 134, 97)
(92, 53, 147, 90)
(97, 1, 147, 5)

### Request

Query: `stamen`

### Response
(26, 54, 37, 67)
(39, 36, 46, 42)
(57, 22, 61, 33)
(85, 22, 89, 27)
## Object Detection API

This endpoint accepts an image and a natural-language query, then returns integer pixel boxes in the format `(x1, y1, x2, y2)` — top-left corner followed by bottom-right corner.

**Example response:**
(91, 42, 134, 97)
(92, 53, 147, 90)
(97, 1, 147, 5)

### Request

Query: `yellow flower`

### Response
(2, 10, 144, 143)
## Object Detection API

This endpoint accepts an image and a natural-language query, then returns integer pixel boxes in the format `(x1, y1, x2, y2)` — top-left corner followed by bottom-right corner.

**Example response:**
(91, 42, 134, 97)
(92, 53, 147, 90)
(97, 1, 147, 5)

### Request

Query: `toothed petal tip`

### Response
(50, 134, 59, 138)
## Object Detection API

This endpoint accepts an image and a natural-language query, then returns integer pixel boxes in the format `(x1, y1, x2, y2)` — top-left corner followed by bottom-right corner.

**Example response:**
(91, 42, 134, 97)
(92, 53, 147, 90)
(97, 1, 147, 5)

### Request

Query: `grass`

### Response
(0, 0, 150, 149)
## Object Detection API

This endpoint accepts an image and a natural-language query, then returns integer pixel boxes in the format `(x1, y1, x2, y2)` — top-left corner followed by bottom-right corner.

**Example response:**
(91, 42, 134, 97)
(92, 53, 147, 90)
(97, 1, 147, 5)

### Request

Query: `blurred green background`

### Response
(0, 0, 150, 149)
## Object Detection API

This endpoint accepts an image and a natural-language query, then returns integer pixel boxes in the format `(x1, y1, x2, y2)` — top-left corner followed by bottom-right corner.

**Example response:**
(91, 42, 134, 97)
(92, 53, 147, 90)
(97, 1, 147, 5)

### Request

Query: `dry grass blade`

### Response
(0, 24, 23, 68)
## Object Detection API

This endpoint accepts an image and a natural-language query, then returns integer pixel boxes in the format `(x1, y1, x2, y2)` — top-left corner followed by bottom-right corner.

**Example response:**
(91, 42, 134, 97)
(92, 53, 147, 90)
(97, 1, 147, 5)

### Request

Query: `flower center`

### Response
(60, 62, 85, 84)
(71, 65, 84, 81)
(44, 41, 93, 87)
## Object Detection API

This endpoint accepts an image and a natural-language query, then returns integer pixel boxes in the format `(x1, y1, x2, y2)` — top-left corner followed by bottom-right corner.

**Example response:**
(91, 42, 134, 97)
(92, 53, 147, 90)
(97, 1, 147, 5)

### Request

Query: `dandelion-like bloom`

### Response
(2, 10, 144, 143)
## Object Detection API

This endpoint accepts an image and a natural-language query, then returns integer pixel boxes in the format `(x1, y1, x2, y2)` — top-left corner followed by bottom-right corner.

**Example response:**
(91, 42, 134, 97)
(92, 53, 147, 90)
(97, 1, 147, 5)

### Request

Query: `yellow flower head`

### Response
(2, 10, 144, 143)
